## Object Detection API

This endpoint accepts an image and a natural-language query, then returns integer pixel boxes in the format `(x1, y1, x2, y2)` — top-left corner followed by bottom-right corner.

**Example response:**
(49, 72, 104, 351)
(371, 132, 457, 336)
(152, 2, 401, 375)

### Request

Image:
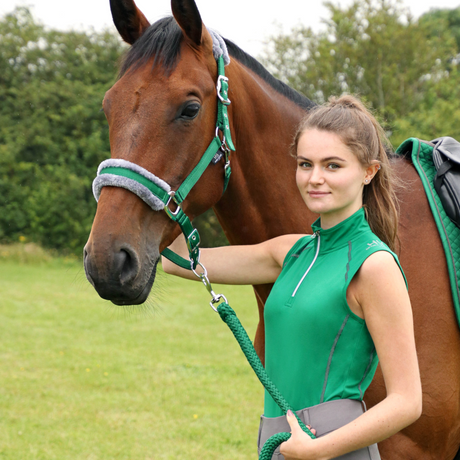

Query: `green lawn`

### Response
(0, 258, 263, 459)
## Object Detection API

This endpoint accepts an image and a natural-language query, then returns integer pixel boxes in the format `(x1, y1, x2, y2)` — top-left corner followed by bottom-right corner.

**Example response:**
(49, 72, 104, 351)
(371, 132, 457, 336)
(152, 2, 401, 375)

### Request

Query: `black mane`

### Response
(119, 16, 314, 111)
(224, 40, 314, 111)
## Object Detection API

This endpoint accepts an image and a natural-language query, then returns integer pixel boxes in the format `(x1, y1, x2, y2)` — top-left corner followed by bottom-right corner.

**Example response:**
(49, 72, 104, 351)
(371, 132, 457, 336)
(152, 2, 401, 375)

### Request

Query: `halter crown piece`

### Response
(92, 30, 235, 271)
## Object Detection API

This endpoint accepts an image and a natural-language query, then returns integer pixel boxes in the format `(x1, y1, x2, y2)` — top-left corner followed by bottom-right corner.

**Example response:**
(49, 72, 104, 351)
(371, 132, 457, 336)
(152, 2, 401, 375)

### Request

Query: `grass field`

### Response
(0, 248, 262, 459)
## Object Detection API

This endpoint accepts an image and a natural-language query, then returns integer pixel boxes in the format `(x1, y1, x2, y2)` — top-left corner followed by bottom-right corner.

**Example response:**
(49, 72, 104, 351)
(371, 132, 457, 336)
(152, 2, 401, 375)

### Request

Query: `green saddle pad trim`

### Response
(396, 138, 460, 325)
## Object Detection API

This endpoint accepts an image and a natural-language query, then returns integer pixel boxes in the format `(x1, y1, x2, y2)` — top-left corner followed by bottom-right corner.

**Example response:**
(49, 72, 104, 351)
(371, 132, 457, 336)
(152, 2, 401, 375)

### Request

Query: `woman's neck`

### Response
(319, 203, 364, 230)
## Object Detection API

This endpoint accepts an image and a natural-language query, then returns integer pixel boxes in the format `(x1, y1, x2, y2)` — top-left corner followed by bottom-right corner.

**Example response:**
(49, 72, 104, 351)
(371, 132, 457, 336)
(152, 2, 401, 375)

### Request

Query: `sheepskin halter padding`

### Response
(93, 159, 171, 211)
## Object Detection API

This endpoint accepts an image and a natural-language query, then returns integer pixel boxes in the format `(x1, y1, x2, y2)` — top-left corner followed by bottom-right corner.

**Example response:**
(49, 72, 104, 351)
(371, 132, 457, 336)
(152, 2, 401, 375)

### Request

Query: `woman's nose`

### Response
(309, 166, 325, 184)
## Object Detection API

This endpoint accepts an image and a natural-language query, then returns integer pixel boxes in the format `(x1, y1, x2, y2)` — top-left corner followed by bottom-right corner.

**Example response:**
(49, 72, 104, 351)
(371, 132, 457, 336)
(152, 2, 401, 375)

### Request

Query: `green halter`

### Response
(93, 55, 235, 271)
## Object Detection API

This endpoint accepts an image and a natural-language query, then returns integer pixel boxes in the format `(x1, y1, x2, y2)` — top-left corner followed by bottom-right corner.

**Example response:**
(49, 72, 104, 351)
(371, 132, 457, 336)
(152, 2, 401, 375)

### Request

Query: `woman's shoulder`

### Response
(347, 250, 407, 318)
(358, 250, 406, 290)
(351, 226, 391, 253)
(347, 229, 407, 289)
(361, 249, 398, 271)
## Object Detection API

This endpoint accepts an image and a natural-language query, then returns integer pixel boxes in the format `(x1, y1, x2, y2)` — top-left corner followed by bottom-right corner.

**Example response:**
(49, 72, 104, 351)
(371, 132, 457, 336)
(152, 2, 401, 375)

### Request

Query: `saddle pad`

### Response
(396, 138, 460, 327)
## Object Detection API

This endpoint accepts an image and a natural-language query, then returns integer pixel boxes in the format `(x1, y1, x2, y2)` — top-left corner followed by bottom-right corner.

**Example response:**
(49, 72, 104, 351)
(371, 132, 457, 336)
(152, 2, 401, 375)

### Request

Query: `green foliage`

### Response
(0, 7, 125, 253)
(262, 0, 460, 144)
(420, 6, 460, 51)
(0, 242, 52, 264)
(194, 209, 229, 247)
(391, 66, 460, 146)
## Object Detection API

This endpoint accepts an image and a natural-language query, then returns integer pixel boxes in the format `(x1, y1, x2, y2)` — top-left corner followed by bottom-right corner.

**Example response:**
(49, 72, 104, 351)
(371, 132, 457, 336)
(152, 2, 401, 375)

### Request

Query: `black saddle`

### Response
(432, 136, 460, 228)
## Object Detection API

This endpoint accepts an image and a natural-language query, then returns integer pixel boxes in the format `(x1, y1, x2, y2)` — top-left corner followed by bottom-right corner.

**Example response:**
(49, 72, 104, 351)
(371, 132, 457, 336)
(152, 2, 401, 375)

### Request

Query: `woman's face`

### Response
(296, 129, 377, 229)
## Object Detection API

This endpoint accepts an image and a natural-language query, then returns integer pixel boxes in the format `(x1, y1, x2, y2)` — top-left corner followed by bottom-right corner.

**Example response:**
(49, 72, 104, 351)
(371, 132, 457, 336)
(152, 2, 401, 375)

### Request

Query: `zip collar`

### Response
(311, 208, 370, 253)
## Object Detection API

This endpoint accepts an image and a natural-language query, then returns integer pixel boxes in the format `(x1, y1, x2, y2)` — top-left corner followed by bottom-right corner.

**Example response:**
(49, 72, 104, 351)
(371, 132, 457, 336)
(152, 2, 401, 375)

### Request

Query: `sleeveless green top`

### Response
(264, 208, 405, 417)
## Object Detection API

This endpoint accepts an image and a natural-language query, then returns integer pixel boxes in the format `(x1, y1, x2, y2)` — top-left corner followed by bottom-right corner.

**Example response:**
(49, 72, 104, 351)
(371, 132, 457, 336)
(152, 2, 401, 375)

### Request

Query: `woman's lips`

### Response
(308, 191, 330, 198)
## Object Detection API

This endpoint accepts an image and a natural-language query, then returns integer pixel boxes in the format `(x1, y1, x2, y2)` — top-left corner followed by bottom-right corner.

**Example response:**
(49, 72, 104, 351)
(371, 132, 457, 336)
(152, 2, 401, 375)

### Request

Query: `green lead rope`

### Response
(216, 302, 316, 459)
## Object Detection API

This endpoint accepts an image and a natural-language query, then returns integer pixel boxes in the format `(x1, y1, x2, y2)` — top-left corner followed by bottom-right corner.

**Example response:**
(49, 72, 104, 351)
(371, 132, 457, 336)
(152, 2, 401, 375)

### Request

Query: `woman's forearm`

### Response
(309, 393, 422, 460)
(161, 234, 306, 285)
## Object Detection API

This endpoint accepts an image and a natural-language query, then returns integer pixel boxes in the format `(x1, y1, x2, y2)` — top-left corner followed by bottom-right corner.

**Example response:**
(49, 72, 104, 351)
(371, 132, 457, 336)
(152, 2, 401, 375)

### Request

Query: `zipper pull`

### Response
(285, 296, 294, 308)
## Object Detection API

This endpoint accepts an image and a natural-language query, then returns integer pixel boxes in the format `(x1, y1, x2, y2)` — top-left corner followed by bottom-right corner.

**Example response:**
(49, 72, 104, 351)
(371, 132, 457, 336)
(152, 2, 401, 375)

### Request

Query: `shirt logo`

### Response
(366, 240, 384, 250)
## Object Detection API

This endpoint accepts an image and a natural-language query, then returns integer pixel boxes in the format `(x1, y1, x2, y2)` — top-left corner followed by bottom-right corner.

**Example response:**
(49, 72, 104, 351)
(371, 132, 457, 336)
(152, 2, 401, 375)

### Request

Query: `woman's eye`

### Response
(298, 161, 311, 168)
(327, 163, 340, 170)
(180, 103, 200, 119)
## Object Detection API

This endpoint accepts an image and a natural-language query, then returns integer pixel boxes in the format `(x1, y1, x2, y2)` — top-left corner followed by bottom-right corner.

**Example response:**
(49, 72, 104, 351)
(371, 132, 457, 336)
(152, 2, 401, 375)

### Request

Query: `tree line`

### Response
(0, 2, 459, 254)
(261, 0, 460, 146)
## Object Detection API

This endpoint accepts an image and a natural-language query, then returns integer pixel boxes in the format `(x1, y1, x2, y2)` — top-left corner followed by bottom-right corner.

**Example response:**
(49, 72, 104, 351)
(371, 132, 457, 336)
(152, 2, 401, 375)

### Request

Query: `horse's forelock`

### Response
(119, 16, 184, 77)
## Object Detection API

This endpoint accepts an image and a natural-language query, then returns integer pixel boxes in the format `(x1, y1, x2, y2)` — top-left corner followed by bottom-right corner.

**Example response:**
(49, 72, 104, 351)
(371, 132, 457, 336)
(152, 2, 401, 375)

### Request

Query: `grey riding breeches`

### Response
(257, 399, 381, 460)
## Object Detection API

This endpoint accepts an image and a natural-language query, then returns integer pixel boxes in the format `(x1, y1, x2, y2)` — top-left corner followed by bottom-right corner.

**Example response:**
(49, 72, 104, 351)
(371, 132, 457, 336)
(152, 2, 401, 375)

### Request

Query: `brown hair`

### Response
(292, 95, 399, 251)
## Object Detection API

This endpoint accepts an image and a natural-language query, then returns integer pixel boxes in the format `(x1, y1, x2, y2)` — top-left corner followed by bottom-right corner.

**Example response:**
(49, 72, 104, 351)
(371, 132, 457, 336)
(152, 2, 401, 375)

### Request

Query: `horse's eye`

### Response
(180, 103, 200, 119)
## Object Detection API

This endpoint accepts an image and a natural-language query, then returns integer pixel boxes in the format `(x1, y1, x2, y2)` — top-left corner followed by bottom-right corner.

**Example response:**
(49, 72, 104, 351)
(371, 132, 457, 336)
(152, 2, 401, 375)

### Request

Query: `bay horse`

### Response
(84, 0, 460, 457)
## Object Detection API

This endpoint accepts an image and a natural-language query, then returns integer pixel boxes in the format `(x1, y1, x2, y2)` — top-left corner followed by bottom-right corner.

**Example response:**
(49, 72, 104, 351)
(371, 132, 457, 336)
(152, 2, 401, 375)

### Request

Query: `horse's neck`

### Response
(213, 60, 316, 245)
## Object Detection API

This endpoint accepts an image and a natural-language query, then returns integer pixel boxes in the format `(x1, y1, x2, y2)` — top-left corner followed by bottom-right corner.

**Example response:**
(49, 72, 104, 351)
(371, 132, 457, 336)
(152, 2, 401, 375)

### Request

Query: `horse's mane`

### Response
(119, 17, 314, 111)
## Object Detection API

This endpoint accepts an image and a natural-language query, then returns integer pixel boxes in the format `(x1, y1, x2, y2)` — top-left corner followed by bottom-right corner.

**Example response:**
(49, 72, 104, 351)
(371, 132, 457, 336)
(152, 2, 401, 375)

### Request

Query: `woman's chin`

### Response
(304, 200, 332, 215)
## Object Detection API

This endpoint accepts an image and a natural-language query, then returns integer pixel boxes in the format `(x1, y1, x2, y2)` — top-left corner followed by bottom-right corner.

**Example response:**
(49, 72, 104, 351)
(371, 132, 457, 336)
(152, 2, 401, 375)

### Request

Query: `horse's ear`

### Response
(171, 0, 203, 46)
(110, 0, 150, 45)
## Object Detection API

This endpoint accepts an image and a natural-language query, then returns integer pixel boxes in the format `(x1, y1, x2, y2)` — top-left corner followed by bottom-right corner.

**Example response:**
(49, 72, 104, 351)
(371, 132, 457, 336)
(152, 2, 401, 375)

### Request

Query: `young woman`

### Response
(162, 95, 422, 460)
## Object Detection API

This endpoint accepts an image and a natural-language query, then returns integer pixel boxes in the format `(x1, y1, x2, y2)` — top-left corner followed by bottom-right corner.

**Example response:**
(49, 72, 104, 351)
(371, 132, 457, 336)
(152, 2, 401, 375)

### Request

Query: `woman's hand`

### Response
(279, 410, 324, 460)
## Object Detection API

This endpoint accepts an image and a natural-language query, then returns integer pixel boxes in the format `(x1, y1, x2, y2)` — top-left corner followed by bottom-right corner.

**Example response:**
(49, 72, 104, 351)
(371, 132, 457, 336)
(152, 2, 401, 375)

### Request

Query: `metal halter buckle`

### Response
(187, 229, 200, 251)
(215, 127, 231, 157)
(164, 191, 181, 218)
(216, 75, 231, 105)
(215, 126, 225, 143)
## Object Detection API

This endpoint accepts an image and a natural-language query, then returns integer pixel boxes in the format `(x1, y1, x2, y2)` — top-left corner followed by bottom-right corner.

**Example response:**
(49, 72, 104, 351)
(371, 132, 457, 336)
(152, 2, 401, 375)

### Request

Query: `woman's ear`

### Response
(364, 161, 381, 185)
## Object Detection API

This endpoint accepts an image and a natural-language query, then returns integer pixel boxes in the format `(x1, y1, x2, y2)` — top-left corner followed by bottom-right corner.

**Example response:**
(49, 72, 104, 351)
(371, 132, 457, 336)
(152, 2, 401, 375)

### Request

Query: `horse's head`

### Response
(84, 0, 232, 305)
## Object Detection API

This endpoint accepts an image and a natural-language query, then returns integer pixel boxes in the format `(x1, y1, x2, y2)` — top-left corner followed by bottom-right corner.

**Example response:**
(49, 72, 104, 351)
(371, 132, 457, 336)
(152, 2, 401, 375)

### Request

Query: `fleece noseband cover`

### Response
(92, 159, 171, 212)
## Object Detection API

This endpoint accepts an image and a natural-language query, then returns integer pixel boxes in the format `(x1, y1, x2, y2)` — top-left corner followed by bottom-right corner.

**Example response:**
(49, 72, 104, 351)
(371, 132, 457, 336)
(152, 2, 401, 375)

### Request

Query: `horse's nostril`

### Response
(83, 246, 95, 285)
(117, 248, 140, 285)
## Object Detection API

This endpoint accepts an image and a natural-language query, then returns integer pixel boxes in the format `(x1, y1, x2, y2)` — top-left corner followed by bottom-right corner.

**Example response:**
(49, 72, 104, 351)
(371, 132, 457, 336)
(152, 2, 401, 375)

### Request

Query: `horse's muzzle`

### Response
(84, 243, 158, 305)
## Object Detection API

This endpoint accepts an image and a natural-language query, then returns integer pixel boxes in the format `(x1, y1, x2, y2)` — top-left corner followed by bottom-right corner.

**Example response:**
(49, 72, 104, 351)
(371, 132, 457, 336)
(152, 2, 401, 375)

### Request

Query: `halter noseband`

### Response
(92, 44, 235, 271)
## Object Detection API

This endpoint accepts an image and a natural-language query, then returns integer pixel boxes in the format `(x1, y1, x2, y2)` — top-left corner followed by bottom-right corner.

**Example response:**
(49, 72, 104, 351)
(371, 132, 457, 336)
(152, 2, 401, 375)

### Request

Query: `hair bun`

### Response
(328, 95, 361, 110)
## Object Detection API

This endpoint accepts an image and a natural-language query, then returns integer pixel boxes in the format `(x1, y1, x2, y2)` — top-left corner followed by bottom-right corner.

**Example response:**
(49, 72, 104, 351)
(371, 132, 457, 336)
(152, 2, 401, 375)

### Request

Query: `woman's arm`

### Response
(161, 233, 307, 285)
(280, 251, 422, 460)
